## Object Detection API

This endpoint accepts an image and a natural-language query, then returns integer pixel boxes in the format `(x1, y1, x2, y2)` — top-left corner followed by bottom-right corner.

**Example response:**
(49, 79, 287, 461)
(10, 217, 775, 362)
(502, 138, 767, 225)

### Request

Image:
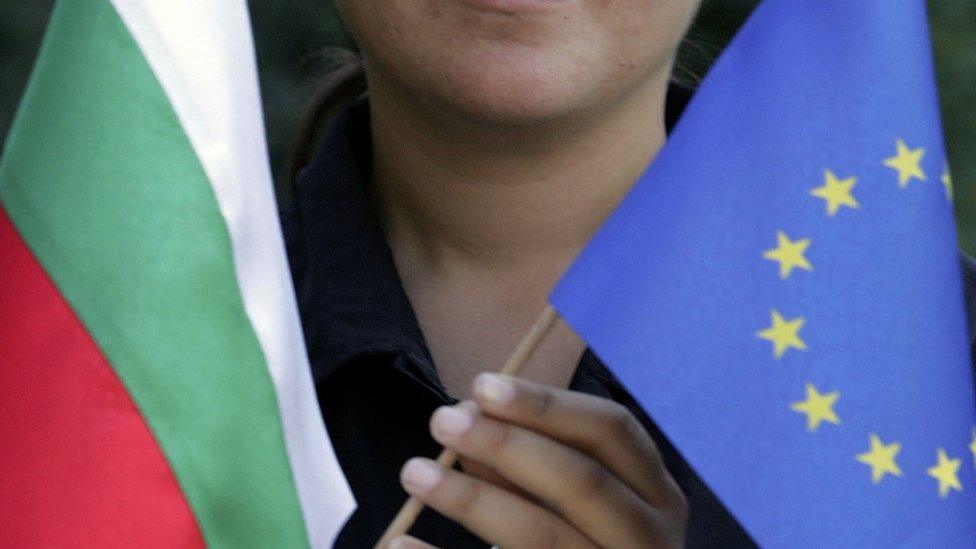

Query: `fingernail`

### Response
(431, 405, 474, 439)
(474, 373, 515, 406)
(401, 458, 442, 494)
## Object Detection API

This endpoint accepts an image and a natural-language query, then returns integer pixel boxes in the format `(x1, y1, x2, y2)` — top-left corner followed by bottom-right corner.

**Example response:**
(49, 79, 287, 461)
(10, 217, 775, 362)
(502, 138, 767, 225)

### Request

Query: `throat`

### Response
(363, 65, 671, 398)
(400, 266, 588, 399)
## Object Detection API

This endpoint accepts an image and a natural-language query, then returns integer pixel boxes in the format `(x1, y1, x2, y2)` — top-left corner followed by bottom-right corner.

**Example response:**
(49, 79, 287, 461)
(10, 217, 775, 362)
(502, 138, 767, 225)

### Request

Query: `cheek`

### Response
(598, 1, 700, 85)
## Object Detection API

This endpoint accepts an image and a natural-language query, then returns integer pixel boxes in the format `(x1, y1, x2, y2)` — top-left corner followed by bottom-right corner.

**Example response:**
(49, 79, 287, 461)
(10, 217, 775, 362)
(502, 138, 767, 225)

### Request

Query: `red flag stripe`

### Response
(0, 206, 204, 548)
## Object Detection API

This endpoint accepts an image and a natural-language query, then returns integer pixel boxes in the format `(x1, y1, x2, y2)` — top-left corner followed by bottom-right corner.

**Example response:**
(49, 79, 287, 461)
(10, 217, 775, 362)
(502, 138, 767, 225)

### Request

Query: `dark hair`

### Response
(288, 48, 366, 191)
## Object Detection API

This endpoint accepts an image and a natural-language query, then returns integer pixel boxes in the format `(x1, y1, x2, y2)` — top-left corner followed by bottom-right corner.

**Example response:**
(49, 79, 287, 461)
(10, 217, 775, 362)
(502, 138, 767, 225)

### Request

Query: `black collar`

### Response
(288, 98, 439, 388)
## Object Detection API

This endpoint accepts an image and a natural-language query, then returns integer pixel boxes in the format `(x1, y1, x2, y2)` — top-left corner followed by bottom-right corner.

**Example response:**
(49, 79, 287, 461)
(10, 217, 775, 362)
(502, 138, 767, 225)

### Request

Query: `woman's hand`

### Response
(390, 373, 689, 549)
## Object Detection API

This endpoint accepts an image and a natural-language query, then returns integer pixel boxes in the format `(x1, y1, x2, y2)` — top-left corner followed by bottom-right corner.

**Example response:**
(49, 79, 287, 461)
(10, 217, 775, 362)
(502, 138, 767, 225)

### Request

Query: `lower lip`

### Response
(457, 0, 571, 12)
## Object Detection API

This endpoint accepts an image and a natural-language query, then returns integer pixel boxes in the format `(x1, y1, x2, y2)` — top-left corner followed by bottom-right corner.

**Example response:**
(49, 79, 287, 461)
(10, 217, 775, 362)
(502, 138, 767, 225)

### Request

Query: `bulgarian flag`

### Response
(0, 1, 354, 546)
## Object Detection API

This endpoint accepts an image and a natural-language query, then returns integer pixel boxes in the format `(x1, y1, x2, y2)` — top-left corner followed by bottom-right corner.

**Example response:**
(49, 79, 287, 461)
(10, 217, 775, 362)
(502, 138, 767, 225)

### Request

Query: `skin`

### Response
(331, 0, 701, 545)
(399, 374, 689, 548)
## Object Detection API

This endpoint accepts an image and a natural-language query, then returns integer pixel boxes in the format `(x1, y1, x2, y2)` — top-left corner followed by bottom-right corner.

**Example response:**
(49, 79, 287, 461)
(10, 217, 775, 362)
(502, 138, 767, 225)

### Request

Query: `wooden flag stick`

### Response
(374, 305, 561, 548)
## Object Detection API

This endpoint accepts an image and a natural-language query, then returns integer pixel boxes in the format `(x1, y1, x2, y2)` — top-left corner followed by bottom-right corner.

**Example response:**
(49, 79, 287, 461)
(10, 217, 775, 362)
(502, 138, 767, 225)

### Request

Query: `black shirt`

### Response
(282, 88, 976, 548)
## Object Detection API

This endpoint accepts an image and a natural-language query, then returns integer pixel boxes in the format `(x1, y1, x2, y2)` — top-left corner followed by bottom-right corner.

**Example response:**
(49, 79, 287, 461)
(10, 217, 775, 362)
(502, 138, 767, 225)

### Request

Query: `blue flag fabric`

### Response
(550, 1, 976, 546)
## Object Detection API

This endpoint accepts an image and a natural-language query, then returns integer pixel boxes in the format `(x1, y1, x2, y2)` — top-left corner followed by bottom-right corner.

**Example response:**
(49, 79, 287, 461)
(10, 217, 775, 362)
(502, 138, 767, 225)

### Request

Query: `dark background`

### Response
(3, 1, 974, 251)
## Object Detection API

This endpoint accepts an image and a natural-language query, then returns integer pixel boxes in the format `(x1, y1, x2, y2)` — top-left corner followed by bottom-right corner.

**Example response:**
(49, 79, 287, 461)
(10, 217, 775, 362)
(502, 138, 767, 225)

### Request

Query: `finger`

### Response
(430, 404, 675, 548)
(471, 372, 683, 508)
(388, 535, 438, 549)
(399, 457, 595, 549)
(456, 401, 539, 501)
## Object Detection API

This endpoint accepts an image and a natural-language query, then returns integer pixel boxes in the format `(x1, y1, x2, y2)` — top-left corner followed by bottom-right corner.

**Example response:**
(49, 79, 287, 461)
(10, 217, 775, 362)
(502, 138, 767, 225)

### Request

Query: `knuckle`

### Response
(480, 420, 513, 453)
(527, 385, 555, 419)
(445, 476, 482, 518)
(659, 486, 691, 549)
(671, 484, 690, 523)
(574, 457, 612, 497)
(605, 403, 642, 441)
(532, 522, 595, 549)
(531, 522, 563, 549)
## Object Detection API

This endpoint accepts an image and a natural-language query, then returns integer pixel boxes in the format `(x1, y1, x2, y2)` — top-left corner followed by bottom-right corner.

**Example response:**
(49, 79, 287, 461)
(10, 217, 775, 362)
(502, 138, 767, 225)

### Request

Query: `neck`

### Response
(367, 68, 671, 288)
(363, 68, 673, 396)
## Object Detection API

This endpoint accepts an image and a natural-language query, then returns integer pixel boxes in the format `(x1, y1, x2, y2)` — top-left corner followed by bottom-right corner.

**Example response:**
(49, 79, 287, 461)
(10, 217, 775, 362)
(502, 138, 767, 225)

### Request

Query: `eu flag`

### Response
(550, 0, 976, 545)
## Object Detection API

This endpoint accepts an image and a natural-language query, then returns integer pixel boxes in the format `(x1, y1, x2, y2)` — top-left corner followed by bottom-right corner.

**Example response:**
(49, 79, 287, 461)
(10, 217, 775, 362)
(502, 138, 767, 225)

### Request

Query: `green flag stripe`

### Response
(0, 2, 308, 546)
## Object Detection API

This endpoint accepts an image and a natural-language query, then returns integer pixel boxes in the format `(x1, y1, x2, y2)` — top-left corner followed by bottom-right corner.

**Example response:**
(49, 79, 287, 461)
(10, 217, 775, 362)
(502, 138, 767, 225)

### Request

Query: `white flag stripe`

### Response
(108, 2, 355, 546)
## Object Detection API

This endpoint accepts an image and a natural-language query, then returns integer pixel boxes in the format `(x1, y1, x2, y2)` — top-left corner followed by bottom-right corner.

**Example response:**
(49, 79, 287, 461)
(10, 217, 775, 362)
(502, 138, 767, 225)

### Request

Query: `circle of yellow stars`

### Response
(755, 137, 970, 498)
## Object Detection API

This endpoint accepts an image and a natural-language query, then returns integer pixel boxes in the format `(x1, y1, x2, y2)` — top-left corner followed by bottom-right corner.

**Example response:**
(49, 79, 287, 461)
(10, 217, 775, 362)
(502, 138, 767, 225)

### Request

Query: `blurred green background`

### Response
(2, 1, 973, 252)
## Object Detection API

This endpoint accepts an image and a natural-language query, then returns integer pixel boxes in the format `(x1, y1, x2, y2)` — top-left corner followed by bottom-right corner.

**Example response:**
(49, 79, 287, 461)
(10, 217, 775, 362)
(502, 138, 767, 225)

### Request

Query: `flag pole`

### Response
(374, 305, 561, 548)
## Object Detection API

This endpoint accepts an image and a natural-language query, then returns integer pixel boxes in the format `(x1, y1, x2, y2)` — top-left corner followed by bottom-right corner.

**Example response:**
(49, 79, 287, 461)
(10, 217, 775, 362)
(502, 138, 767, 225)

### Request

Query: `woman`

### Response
(282, 1, 975, 547)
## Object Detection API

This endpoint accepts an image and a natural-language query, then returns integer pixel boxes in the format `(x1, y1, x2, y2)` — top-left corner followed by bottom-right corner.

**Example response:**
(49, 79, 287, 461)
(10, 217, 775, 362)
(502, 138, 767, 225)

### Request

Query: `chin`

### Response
(343, 0, 698, 128)
(425, 55, 601, 127)
(373, 40, 655, 131)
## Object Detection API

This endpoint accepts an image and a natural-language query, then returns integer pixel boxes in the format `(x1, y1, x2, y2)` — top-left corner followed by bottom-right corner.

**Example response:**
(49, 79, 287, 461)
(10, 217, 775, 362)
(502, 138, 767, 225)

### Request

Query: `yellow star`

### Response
(856, 434, 903, 484)
(969, 428, 976, 466)
(790, 382, 840, 431)
(942, 168, 954, 202)
(762, 231, 812, 279)
(927, 448, 962, 498)
(810, 169, 859, 216)
(883, 139, 927, 187)
(757, 310, 807, 359)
